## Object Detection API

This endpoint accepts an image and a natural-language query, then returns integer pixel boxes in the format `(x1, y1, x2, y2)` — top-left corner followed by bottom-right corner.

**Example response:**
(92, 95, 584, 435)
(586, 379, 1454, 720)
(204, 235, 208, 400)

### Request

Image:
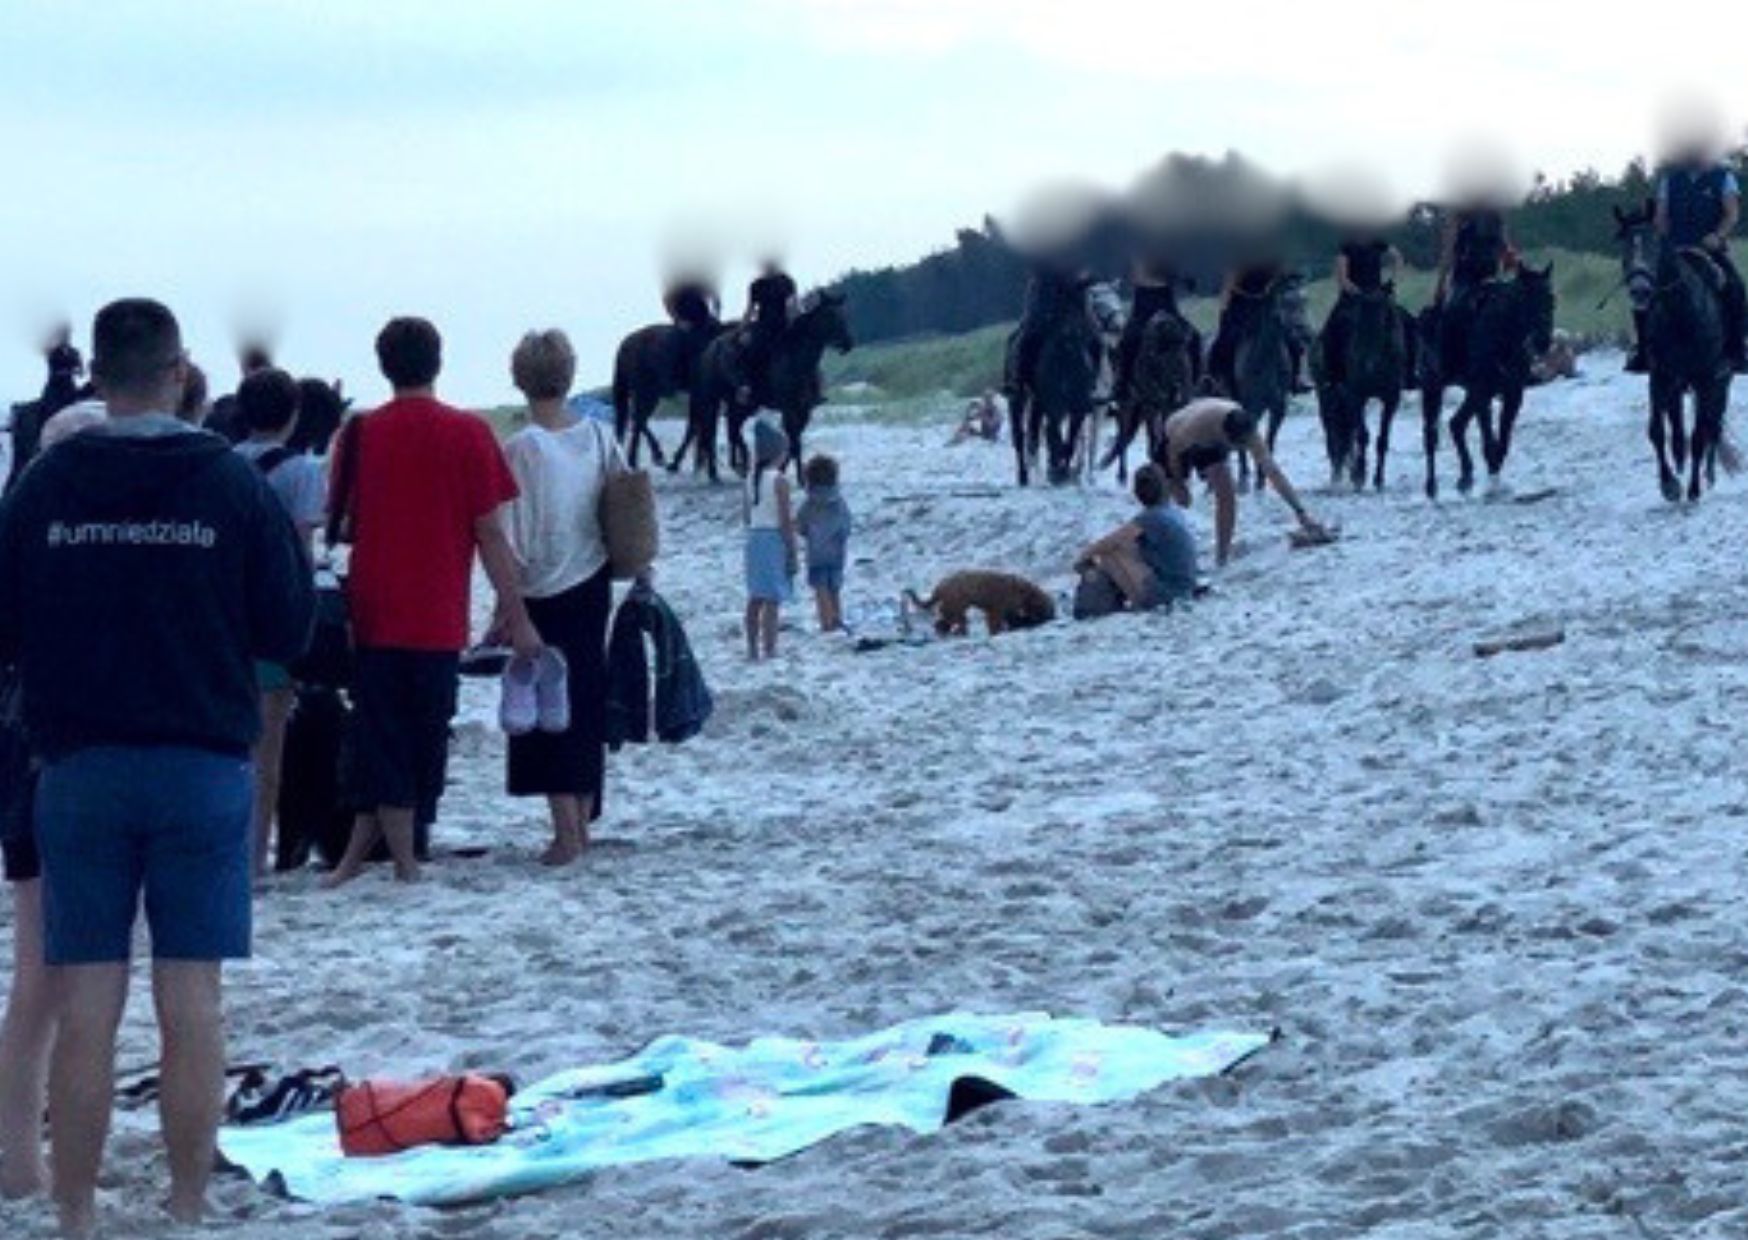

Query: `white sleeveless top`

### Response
(744, 472, 783, 531)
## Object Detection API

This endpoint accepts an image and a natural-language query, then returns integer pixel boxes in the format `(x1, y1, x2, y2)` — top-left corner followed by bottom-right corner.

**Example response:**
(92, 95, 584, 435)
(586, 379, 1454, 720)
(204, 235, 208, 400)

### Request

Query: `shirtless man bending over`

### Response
(1160, 397, 1329, 566)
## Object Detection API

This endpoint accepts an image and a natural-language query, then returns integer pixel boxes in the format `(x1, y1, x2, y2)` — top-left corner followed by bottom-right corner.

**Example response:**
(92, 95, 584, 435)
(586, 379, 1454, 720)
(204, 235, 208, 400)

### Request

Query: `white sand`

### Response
(9, 356, 1748, 1237)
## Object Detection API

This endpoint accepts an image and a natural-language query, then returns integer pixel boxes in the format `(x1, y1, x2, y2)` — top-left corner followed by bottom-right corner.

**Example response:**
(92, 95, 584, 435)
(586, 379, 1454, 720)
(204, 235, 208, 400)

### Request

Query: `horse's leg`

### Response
(1669, 385, 1690, 471)
(1689, 389, 1712, 502)
(1350, 394, 1371, 491)
(1010, 394, 1029, 486)
(787, 412, 807, 482)
(1449, 391, 1479, 494)
(1374, 390, 1399, 492)
(1421, 381, 1443, 500)
(1492, 386, 1524, 479)
(1648, 396, 1679, 502)
(641, 420, 666, 469)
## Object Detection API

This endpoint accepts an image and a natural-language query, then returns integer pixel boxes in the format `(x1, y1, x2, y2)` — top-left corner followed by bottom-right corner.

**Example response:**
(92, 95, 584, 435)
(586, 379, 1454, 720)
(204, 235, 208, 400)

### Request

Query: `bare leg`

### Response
(151, 962, 223, 1227)
(744, 600, 761, 661)
(47, 963, 129, 1240)
(826, 590, 843, 632)
(541, 795, 586, 866)
(1207, 464, 1237, 566)
(1095, 546, 1158, 609)
(251, 687, 294, 878)
(760, 603, 780, 659)
(322, 813, 382, 889)
(376, 807, 420, 883)
(0, 879, 53, 1199)
(813, 589, 831, 633)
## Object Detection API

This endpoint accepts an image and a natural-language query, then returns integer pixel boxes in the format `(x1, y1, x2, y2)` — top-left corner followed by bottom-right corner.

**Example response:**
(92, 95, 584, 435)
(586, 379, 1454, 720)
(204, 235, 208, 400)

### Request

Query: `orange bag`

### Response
(336, 1075, 511, 1157)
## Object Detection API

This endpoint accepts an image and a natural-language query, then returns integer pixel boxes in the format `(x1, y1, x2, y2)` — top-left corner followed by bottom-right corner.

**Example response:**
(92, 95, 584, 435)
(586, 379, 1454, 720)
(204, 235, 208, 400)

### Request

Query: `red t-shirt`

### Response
(339, 397, 518, 652)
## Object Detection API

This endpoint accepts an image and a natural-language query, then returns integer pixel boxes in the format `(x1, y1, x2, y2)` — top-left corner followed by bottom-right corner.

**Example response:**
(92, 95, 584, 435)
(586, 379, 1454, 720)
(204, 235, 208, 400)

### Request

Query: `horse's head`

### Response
(1614, 199, 1659, 314)
(799, 289, 854, 355)
(1515, 261, 1556, 356)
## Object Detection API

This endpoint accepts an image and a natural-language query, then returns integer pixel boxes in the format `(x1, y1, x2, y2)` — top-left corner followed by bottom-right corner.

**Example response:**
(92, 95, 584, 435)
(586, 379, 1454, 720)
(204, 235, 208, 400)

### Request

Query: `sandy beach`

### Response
(7, 356, 1748, 1238)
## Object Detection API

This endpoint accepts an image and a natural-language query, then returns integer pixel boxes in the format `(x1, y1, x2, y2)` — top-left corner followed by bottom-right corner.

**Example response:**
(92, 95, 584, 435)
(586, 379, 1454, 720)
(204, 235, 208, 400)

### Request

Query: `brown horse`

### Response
(611, 317, 724, 468)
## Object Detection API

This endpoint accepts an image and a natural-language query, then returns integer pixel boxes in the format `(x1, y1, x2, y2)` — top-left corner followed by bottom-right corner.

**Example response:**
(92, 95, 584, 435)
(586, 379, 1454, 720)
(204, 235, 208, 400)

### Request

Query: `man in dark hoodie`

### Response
(0, 298, 314, 1238)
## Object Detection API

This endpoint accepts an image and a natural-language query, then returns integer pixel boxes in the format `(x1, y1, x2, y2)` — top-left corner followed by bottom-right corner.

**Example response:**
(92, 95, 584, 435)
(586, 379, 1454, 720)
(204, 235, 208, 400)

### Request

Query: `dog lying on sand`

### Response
(905, 571, 1056, 637)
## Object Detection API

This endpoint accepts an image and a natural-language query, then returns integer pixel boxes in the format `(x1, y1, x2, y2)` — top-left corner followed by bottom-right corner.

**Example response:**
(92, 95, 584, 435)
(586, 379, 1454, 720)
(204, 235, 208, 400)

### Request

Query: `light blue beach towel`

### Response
(219, 1012, 1271, 1208)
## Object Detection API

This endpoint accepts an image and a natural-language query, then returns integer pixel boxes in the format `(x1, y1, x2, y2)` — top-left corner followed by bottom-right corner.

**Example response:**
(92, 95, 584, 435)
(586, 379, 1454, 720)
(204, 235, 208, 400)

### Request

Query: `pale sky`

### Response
(2, 0, 1744, 407)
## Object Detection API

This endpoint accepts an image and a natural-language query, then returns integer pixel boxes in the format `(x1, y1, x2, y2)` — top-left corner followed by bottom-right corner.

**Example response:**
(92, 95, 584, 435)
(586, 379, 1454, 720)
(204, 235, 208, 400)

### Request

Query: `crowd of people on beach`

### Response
(0, 300, 667, 1236)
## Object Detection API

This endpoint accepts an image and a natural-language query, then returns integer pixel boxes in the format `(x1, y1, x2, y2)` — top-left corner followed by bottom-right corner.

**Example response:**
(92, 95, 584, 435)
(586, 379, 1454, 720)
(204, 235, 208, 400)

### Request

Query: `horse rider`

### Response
(1114, 256, 1201, 405)
(734, 258, 799, 404)
(1009, 257, 1092, 399)
(1207, 253, 1309, 396)
(1434, 200, 1515, 378)
(1320, 232, 1417, 386)
(662, 275, 721, 383)
(1626, 151, 1746, 373)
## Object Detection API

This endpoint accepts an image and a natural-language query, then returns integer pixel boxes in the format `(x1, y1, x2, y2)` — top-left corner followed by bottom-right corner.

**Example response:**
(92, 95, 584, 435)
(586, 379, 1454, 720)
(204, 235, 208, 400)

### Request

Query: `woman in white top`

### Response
(499, 330, 621, 866)
(743, 417, 796, 660)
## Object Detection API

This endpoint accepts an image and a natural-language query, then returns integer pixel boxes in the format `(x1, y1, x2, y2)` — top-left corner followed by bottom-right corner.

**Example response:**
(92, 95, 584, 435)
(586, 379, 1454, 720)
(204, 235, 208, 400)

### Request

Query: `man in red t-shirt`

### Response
(326, 318, 541, 887)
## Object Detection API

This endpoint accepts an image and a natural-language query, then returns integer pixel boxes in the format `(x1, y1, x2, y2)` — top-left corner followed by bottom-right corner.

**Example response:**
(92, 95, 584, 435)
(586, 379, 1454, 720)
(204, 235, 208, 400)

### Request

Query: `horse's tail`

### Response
(611, 352, 633, 425)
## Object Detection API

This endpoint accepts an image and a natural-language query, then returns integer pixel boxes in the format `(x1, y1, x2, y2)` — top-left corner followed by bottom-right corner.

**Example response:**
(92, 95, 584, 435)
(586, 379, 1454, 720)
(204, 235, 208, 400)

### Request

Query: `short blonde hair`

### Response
(511, 329, 576, 401)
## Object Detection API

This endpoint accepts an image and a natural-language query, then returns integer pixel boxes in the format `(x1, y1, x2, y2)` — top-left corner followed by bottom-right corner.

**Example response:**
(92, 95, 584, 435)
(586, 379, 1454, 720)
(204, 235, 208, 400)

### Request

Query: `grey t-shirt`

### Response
(234, 440, 327, 529)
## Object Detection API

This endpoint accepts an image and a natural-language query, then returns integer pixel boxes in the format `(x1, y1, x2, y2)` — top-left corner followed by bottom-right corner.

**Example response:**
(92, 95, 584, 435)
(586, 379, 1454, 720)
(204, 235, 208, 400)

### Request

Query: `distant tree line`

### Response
(825, 150, 1748, 347)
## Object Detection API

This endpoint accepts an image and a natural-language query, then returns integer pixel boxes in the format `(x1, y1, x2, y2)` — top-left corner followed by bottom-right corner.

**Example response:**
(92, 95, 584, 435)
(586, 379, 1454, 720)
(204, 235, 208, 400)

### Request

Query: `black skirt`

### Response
(507, 567, 612, 813)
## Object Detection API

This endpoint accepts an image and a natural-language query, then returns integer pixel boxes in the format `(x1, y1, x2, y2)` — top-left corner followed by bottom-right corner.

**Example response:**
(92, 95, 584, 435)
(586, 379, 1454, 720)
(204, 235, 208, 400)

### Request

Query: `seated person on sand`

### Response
(1074, 463, 1200, 611)
(949, 390, 1003, 445)
(1161, 397, 1328, 566)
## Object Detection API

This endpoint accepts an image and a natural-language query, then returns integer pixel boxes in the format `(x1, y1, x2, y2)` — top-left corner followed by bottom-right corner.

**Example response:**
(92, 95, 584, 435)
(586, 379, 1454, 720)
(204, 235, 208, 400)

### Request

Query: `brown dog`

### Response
(905, 571, 1056, 637)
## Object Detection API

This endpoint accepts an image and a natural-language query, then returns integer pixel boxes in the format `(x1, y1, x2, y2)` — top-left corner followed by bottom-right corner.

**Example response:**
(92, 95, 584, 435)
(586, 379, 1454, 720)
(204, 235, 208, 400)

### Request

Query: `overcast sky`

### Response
(2, 0, 1744, 407)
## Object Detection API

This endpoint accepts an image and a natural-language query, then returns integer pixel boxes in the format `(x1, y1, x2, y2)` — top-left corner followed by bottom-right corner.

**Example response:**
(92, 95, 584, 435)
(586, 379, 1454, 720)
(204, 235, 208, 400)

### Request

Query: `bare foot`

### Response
(540, 830, 586, 867)
(321, 857, 368, 890)
(391, 861, 422, 884)
(167, 1188, 205, 1226)
(0, 1156, 45, 1200)
(56, 1198, 98, 1239)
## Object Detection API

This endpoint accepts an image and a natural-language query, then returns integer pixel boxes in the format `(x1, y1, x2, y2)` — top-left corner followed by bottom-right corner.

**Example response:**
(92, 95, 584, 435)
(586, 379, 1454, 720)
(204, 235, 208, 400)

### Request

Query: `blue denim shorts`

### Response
(36, 746, 253, 965)
(807, 563, 845, 593)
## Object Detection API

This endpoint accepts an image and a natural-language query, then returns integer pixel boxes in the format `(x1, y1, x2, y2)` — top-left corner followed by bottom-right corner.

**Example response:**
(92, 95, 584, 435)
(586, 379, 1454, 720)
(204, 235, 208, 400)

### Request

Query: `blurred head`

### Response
(176, 362, 209, 424)
(1134, 462, 1168, 508)
(90, 298, 186, 411)
(804, 454, 838, 489)
(1657, 93, 1728, 168)
(237, 367, 301, 438)
(238, 341, 273, 377)
(375, 317, 442, 391)
(510, 329, 577, 402)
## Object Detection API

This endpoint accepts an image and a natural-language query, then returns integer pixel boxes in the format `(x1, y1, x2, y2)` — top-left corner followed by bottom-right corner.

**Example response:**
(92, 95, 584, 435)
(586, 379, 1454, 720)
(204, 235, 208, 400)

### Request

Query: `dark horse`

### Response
(611, 315, 725, 468)
(1418, 263, 1555, 498)
(676, 292, 854, 482)
(1005, 290, 1104, 487)
(1102, 310, 1198, 483)
(1227, 274, 1304, 490)
(1615, 202, 1733, 502)
(1319, 286, 1410, 491)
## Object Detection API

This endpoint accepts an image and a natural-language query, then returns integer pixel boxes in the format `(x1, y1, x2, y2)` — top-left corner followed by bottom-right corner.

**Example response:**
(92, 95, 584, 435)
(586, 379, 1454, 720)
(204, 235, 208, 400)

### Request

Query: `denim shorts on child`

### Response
(35, 745, 253, 965)
(806, 562, 844, 593)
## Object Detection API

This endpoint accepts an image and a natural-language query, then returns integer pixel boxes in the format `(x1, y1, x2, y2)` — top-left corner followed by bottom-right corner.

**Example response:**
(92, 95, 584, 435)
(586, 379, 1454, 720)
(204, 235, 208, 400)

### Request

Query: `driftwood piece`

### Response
(1474, 627, 1566, 659)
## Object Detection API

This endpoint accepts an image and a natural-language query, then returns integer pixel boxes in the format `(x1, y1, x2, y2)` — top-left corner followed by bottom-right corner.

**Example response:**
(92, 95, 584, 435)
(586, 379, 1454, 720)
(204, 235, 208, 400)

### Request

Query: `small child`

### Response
(743, 418, 797, 660)
(795, 454, 853, 632)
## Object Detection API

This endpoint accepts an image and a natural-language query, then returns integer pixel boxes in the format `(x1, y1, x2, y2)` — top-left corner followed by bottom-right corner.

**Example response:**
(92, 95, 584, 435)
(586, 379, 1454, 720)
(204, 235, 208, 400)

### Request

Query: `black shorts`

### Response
(2, 832, 39, 883)
(1180, 442, 1232, 475)
(350, 648, 459, 817)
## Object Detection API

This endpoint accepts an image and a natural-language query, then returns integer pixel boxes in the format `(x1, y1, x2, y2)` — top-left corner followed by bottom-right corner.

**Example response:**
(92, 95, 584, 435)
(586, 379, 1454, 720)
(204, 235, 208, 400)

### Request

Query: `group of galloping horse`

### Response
(1008, 260, 1560, 499)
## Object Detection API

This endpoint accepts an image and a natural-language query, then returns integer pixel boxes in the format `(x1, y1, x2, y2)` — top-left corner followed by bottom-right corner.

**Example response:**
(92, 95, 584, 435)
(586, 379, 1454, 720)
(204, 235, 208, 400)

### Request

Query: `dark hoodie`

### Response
(0, 420, 314, 760)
